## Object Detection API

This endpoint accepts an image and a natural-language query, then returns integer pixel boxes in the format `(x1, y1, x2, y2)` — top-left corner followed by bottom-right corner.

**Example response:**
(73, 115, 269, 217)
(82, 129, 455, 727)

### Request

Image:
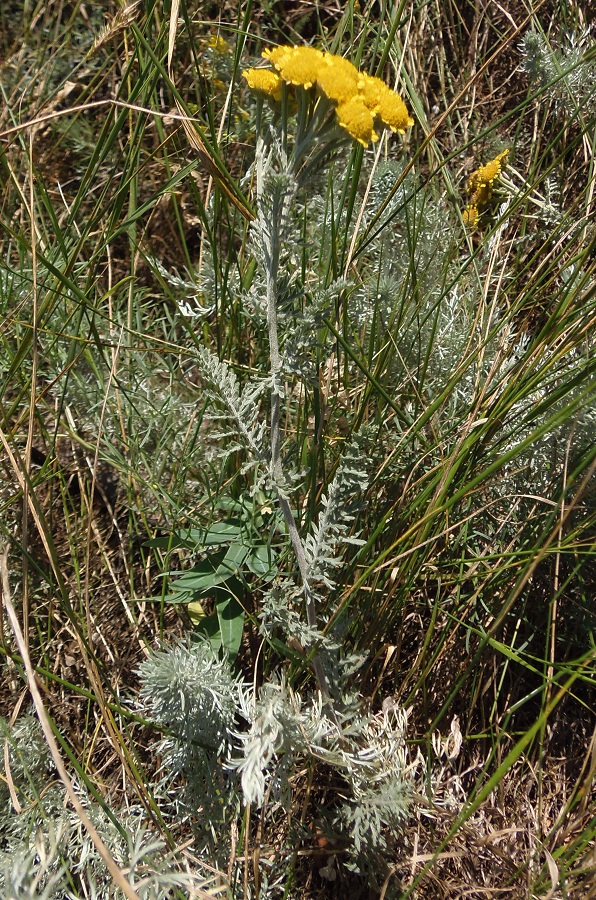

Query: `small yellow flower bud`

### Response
(262, 45, 294, 69)
(462, 204, 479, 228)
(208, 35, 228, 54)
(269, 46, 324, 89)
(357, 73, 386, 112)
(470, 182, 492, 207)
(375, 86, 414, 133)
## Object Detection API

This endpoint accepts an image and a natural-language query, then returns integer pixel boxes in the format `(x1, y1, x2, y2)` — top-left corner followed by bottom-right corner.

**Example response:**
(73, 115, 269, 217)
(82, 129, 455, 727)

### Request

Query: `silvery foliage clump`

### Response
(137, 638, 244, 850)
(354, 162, 495, 432)
(280, 278, 348, 382)
(230, 678, 336, 807)
(354, 162, 470, 394)
(10, 248, 211, 524)
(256, 433, 371, 701)
(222, 691, 414, 875)
(521, 29, 596, 115)
(483, 344, 596, 546)
(138, 643, 350, 824)
(0, 715, 206, 899)
(467, 253, 596, 549)
(1, 827, 70, 900)
(138, 638, 242, 756)
(146, 254, 218, 319)
(43, 334, 204, 522)
(338, 703, 414, 870)
(229, 678, 415, 846)
(193, 344, 269, 479)
(303, 438, 368, 591)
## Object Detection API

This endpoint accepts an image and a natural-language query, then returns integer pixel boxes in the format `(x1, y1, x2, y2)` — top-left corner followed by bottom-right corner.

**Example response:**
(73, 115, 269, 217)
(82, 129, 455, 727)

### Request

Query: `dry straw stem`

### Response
(0, 100, 112, 139)
(0, 541, 142, 900)
(0, 99, 229, 144)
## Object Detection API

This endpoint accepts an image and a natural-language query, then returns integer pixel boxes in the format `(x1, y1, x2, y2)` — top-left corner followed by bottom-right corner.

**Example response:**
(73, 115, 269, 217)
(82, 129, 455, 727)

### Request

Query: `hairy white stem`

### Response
(260, 168, 333, 706)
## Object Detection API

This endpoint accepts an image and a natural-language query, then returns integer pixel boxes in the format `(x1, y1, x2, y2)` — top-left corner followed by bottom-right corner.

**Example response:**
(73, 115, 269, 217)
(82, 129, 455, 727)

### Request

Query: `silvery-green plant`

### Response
(231, 678, 336, 807)
(337, 703, 413, 876)
(136, 640, 416, 847)
(0, 715, 214, 899)
(522, 29, 596, 114)
(134, 43, 419, 878)
(137, 638, 244, 855)
(1, 832, 70, 900)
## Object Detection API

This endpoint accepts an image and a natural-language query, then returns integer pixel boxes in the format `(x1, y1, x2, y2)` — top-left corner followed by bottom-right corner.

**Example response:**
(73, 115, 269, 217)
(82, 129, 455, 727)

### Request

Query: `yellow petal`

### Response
(375, 85, 414, 132)
(262, 45, 294, 69)
(357, 73, 386, 112)
(468, 149, 509, 193)
(462, 204, 479, 228)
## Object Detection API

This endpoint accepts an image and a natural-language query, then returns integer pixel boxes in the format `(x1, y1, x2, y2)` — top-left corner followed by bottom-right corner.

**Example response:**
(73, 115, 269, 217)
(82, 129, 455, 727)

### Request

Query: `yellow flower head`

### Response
(254, 44, 414, 146)
(262, 45, 294, 69)
(317, 53, 360, 104)
(375, 86, 414, 133)
(243, 68, 283, 101)
(357, 73, 386, 112)
(336, 97, 378, 146)
(462, 204, 479, 228)
(467, 149, 509, 194)
(266, 45, 324, 89)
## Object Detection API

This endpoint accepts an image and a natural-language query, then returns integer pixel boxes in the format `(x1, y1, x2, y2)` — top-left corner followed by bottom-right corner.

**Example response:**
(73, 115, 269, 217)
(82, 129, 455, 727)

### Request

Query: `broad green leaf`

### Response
(198, 522, 244, 545)
(246, 544, 277, 578)
(201, 611, 223, 654)
(222, 542, 251, 569)
(139, 592, 193, 604)
(168, 544, 250, 594)
(214, 590, 245, 661)
(197, 580, 246, 660)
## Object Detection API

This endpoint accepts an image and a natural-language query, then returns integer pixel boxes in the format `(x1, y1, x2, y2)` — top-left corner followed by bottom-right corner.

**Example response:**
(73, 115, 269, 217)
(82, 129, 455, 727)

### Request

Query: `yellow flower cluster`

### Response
(243, 45, 414, 147)
(208, 35, 229, 55)
(463, 149, 509, 228)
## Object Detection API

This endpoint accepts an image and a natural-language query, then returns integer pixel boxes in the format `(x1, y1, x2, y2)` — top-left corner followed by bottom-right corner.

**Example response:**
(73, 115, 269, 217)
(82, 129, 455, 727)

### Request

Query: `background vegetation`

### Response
(0, 0, 595, 896)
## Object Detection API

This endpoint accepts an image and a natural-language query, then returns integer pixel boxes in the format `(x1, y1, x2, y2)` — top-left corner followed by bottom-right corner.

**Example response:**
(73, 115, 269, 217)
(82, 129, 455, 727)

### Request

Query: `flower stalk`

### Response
(255, 147, 332, 702)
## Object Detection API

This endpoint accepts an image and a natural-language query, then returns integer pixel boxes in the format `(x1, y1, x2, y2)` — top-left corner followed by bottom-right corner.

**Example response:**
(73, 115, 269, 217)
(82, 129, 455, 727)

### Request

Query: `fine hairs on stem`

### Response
(256, 158, 333, 705)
